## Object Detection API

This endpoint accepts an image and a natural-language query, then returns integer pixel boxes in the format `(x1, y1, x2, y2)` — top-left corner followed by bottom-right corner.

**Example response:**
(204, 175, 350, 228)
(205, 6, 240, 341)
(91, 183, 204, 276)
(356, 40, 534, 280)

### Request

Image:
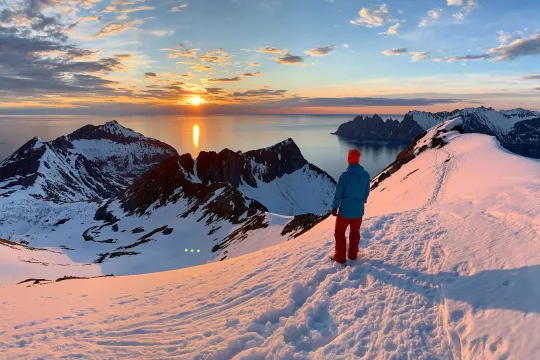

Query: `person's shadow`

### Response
(359, 260, 540, 314)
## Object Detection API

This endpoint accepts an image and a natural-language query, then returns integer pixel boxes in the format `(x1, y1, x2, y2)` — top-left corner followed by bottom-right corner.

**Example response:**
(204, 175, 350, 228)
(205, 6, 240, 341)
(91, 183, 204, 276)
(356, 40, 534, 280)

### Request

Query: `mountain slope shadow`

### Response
(363, 261, 540, 314)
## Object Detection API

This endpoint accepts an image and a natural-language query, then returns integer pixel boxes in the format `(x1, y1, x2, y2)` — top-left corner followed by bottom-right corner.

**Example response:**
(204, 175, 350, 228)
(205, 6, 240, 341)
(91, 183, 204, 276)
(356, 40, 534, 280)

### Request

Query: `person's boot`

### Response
(329, 255, 346, 265)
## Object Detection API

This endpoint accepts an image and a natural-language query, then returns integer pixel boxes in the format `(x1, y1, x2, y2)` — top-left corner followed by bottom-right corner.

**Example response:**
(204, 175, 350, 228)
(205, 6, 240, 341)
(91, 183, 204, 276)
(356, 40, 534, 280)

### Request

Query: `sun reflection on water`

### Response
(192, 124, 200, 154)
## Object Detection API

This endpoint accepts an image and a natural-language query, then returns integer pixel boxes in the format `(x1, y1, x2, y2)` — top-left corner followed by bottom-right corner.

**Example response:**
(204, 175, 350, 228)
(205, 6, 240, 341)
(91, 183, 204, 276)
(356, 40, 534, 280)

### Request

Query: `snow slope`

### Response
(0, 239, 101, 286)
(1, 129, 539, 359)
(237, 164, 335, 216)
(0, 180, 314, 284)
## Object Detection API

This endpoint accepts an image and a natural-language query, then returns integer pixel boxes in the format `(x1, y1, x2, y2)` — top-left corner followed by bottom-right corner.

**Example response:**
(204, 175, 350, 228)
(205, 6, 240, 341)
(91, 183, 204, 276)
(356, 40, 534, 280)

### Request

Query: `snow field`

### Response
(238, 164, 335, 216)
(0, 208, 454, 359)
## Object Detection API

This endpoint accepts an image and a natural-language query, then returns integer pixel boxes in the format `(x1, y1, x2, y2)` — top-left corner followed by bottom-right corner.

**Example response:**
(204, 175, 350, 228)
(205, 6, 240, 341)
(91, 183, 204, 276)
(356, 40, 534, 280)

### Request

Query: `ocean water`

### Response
(0, 114, 407, 180)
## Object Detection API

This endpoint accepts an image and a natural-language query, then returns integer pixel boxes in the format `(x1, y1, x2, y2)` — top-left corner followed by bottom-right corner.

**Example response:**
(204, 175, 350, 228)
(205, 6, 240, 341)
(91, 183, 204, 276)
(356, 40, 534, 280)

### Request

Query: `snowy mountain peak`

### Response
(405, 109, 462, 129)
(66, 120, 145, 142)
(30, 137, 45, 148)
(463, 106, 494, 113)
(0, 121, 178, 201)
(100, 120, 142, 139)
(265, 137, 294, 149)
(33, 139, 44, 149)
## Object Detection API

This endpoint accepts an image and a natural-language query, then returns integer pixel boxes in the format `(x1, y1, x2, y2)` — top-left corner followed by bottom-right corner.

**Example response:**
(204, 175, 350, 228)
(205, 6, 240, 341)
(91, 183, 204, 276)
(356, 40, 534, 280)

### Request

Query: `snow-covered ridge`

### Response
(409, 106, 522, 132)
(497, 108, 539, 119)
(370, 117, 464, 191)
(2, 122, 539, 358)
(67, 120, 144, 141)
(406, 108, 462, 129)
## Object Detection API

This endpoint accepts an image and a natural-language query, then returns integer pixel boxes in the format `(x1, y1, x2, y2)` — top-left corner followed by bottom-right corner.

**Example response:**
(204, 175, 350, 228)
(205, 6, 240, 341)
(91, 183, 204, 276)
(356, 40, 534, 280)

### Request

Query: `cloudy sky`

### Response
(1, 0, 540, 115)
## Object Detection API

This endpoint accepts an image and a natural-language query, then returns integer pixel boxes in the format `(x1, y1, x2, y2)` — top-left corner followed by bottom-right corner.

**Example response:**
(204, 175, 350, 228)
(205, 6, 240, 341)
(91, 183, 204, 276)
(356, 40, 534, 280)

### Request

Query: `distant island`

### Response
(332, 114, 423, 142)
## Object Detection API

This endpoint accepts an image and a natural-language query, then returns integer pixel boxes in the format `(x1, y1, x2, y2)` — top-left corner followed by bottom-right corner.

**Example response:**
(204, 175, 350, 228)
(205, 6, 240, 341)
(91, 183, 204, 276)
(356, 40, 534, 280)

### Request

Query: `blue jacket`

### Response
(332, 164, 371, 219)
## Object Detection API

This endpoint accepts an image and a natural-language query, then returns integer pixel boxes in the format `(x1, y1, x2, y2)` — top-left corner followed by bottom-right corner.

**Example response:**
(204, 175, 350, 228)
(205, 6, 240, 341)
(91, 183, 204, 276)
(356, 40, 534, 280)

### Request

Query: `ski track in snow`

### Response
(0, 209, 454, 359)
(1, 133, 540, 359)
(0, 159, 456, 359)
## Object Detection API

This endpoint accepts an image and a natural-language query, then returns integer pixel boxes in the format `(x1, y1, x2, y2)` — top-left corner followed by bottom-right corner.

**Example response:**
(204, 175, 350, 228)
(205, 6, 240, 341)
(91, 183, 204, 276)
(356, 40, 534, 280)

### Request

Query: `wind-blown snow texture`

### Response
(1, 124, 539, 359)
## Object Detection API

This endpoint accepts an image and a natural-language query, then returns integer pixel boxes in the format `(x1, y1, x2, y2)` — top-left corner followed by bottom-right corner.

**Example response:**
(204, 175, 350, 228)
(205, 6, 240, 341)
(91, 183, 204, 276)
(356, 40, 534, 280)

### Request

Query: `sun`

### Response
(190, 95, 204, 106)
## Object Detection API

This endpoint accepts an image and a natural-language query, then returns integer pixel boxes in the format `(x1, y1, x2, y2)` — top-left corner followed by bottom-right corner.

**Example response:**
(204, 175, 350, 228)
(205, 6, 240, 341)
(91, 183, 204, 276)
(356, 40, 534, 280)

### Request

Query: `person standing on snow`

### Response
(330, 149, 371, 264)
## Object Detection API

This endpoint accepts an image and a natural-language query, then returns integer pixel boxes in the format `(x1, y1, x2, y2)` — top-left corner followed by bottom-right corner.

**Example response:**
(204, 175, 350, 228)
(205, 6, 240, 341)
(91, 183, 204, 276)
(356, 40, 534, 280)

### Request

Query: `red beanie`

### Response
(348, 149, 360, 165)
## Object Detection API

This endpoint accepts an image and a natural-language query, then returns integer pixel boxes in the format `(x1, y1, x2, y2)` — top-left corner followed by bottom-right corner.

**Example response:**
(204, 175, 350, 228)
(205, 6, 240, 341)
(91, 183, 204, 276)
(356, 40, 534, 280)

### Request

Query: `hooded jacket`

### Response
(331, 164, 371, 219)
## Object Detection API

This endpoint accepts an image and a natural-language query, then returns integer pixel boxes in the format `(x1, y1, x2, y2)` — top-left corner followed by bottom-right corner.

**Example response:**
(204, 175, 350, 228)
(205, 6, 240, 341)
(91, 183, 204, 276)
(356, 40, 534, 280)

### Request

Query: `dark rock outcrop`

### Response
(332, 114, 423, 142)
(115, 155, 268, 222)
(0, 137, 45, 192)
(195, 138, 332, 187)
(281, 213, 331, 239)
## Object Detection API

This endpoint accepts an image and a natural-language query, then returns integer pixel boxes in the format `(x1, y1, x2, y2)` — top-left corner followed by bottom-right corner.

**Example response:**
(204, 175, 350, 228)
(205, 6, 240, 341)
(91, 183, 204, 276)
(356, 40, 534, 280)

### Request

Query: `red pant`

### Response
(334, 215, 363, 264)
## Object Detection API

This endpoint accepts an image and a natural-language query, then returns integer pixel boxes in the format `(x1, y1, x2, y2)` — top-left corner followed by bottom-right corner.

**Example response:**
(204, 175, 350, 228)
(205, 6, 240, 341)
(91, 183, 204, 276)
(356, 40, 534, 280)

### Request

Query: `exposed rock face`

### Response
(281, 213, 331, 239)
(333, 107, 540, 149)
(0, 138, 46, 193)
(0, 121, 178, 201)
(505, 118, 540, 145)
(195, 139, 326, 187)
(192, 139, 336, 216)
(117, 155, 267, 221)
